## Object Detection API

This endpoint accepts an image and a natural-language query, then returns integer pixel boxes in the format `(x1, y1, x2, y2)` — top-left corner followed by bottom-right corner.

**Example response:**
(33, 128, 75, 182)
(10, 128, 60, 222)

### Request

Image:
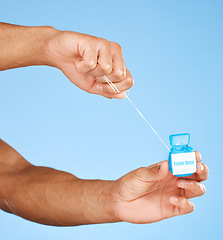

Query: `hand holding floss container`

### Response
(103, 76, 197, 177)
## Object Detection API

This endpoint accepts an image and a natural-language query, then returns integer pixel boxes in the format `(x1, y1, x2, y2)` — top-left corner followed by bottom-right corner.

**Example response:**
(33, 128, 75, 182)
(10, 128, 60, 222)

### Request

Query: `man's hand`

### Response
(111, 151, 208, 223)
(0, 23, 133, 99)
(0, 139, 208, 226)
(45, 30, 133, 99)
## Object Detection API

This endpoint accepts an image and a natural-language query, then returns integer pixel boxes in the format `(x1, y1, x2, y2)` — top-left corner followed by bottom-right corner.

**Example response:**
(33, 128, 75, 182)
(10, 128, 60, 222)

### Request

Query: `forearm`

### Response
(0, 22, 57, 71)
(0, 165, 117, 226)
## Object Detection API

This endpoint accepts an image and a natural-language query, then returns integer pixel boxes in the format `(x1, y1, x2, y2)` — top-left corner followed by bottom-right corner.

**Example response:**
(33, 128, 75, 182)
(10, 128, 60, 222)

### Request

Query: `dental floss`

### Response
(168, 133, 196, 177)
(103, 76, 197, 177)
(102, 75, 170, 151)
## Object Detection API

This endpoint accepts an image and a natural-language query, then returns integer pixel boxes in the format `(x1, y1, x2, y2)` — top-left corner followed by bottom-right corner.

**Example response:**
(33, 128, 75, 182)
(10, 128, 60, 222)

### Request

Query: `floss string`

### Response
(102, 75, 170, 151)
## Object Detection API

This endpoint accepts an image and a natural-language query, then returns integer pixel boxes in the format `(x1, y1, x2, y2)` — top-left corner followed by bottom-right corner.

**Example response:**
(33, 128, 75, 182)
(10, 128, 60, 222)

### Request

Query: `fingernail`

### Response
(178, 179, 188, 187)
(118, 92, 126, 99)
(169, 197, 178, 204)
(124, 67, 127, 77)
(199, 163, 204, 172)
(199, 152, 202, 160)
(148, 164, 161, 174)
(96, 85, 104, 93)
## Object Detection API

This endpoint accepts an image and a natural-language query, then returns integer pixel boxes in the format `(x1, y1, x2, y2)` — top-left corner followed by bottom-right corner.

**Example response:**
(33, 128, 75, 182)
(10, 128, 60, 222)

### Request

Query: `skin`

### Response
(0, 23, 209, 226)
(0, 22, 133, 99)
(113, 153, 208, 224)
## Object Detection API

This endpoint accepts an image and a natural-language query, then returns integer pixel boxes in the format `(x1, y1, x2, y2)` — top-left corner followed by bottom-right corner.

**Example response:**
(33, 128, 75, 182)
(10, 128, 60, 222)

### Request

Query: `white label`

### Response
(171, 152, 196, 175)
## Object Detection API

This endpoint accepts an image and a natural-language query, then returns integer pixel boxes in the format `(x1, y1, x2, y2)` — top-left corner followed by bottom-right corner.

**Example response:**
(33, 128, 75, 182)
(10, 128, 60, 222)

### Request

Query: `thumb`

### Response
(87, 82, 126, 99)
(75, 45, 98, 74)
(117, 161, 169, 201)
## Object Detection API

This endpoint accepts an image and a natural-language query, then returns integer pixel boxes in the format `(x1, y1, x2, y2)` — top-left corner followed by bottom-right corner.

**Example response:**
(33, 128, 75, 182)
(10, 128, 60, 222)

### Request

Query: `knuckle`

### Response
(181, 198, 187, 205)
(100, 37, 109, 45)
(116, 43, 122, 50)
(112, 42, 122, 50)
(190, 202, 195, 212)
(195, 182, 206, 195)
(97, 38, 110, 49)
(125, 77, 134, 88)
(114, 69, 126, 79)
(135, 167, 147, 180)
(102, 63, 112, 75)
(106, 87, 113, 94)
(86, 59, 97, 69)
(75, 63, 82, 72)
(200, 184, 206, 195)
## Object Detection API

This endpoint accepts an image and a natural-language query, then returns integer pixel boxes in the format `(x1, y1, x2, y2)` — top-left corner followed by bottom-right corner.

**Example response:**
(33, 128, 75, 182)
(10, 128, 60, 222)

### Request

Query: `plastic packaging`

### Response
(168, 133, 196, 177)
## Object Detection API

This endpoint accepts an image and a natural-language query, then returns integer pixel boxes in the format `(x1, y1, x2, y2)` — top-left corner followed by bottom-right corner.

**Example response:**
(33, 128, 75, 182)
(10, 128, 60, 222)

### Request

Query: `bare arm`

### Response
(0, 22, 53, 71)
(0, 22, 134, 99)
(0, 139, 116, 226)
(0, 23, 209, 226)
(0, 139, 208, 226)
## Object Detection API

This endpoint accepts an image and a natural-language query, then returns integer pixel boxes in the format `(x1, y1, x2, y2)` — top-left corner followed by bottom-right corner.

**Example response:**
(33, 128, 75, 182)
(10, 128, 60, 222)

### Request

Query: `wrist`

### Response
(33, 25, 59, 67)
(77, 179, 121, 224)
(100, 180, 121, 223)
(0, 23, 59, 71)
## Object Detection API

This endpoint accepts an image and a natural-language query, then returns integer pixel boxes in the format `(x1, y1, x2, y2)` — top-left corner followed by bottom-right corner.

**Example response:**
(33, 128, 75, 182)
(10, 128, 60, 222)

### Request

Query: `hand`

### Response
(46, 30, 134, 99)
(111, 151, 208, 223)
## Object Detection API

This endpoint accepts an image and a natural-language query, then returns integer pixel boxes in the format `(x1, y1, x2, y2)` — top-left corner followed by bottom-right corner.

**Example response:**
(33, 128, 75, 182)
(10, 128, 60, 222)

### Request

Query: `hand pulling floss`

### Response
(103, 76, 197, 177)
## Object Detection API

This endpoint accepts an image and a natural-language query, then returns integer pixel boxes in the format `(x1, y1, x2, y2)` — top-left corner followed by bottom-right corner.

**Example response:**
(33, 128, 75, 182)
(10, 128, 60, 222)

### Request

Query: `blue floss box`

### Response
(168, 133, 197, 177)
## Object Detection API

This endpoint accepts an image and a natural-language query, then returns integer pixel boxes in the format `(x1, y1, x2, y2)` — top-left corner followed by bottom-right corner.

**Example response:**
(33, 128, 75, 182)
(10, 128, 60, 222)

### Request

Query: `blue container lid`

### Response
(169, 133, 190, 147)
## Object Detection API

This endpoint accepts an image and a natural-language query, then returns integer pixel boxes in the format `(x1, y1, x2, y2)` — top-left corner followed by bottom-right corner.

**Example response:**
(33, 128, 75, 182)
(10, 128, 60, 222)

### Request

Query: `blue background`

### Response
(0, 0, 222, 239)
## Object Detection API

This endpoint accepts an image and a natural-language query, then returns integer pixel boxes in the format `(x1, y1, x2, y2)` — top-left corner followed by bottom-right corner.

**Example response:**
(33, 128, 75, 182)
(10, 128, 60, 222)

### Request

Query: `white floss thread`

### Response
(102, 75, 170, 151)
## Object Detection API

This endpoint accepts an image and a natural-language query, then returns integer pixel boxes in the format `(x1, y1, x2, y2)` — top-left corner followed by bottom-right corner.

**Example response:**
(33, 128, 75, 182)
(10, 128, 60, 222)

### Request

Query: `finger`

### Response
(117, 161, 169, 201)
(134, 160, 169, 183)
(195, 151, 202, 162)
(90, 42, 126, 84)
(87, 82, 126, 99)
(194, 162, 209, 182)
(87, 44, 113, 77)
(100, 70, 134, 94)
(107, 42, 127, 83)
(88, 70, 133, 98)
(169, 197, 195, 216)
(177, 178, 206, 198)
(75, 46, 98, 73)
(101, 92, 126, 99)
(186, 151, 209, 182)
